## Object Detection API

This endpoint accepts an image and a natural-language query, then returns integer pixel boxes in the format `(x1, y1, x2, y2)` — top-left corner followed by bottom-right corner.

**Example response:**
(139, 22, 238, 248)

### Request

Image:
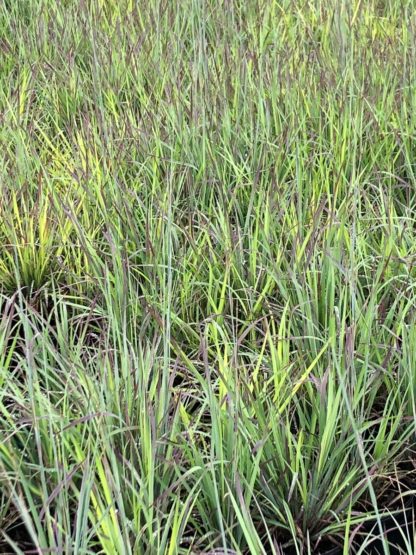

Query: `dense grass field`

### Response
(0, 1, 415, 553)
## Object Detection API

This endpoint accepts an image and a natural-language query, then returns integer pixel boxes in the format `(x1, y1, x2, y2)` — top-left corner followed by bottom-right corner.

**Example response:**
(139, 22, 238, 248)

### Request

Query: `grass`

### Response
(0, 0, 415, 553)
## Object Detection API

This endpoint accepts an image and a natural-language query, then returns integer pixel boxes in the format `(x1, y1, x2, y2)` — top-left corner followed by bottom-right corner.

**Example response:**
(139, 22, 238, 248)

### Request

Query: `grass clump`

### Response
(0, 0, 415, 553)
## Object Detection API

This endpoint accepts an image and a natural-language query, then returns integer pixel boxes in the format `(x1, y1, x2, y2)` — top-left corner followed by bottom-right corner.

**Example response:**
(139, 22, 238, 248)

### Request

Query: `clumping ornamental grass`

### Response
(0, 1, 415, 554)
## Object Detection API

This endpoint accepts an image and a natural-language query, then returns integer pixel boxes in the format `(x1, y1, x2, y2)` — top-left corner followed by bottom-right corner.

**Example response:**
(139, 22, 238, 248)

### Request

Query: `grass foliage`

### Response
(0, 0, 415, 553)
